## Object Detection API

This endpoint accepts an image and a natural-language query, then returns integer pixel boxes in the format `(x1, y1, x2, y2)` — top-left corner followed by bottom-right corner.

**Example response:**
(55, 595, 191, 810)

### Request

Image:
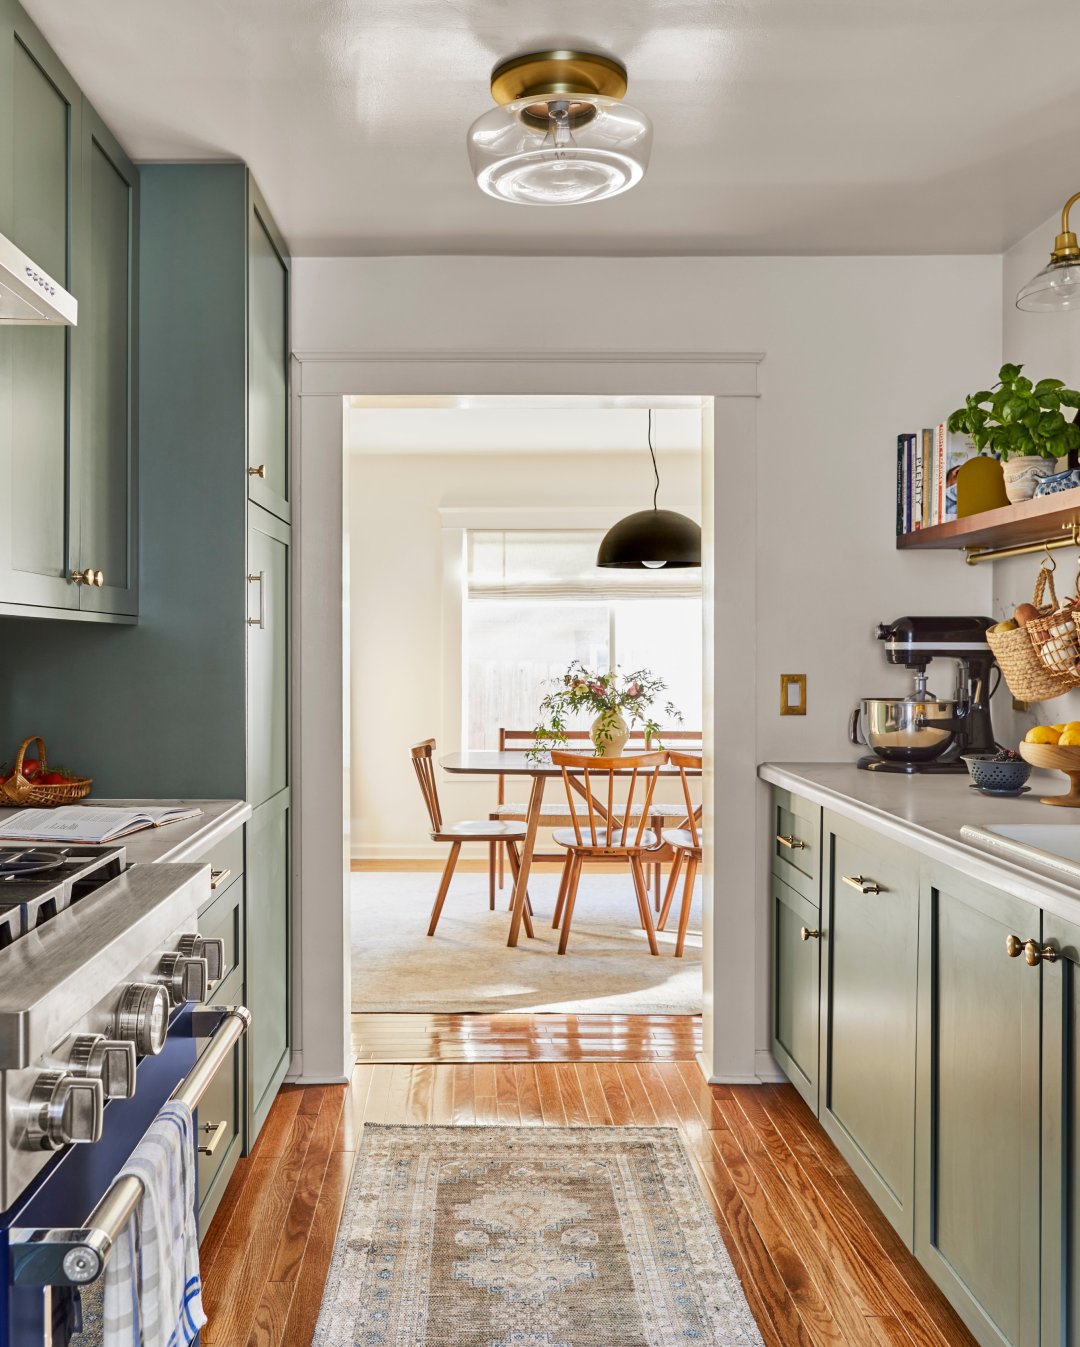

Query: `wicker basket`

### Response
(0, 736, 92, 808)
(987, 566, 1080, 702)
(1029, 600, 1080, 676)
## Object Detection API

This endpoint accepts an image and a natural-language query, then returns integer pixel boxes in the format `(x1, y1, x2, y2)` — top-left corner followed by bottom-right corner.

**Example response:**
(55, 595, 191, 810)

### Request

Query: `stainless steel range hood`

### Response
(0, 230, 77, 325)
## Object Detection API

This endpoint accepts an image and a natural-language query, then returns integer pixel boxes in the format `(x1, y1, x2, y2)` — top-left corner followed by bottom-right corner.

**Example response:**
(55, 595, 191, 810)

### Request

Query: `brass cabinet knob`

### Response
(776, 834, 806, 850)
(70, 568, 105, 587)
(800, 926, 820, 941)
(248, 464, 266, 478)
(1025, 940, 1058, 967)
(841, 874, 881, 895)
(93, 570, 104, 587)
(1006, 934, 1026, 958)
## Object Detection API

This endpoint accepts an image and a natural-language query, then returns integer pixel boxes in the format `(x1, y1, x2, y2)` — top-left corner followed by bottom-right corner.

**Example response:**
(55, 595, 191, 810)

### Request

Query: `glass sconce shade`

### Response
(467, 95, 652, 206)
(1016, 257, 1080, 311)
(597, 509, 702, 569)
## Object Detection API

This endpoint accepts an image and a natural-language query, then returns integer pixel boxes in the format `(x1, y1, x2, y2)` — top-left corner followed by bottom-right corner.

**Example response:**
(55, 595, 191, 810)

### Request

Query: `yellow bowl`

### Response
(1019, 740, 1080, 806)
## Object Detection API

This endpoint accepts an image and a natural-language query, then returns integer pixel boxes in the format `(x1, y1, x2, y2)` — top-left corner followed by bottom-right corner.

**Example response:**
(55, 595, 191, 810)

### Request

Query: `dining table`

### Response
(440, 749, 703, 948)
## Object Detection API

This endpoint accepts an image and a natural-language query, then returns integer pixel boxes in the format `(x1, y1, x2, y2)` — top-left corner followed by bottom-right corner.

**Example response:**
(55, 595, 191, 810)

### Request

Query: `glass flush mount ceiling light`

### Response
(467, 50, 652, 206)
(1017, 190, 1080, 311)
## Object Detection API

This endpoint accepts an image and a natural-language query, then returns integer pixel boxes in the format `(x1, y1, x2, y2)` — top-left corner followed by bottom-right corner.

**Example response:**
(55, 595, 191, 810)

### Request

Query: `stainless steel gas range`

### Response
(0, 844, 250, 1346)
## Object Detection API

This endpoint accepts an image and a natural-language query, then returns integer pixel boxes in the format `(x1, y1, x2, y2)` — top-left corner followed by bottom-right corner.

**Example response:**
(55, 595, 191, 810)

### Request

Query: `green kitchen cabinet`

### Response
(821, 812, 919, 1243)
(246, 788, 291, 1138)
(247, 182, 290, 523)
(770, 871, 820, 1113)
(769, 786, 820, 902)
(247, 508, 289, 807)
(1041, 910, 1080, 1347)
(0, 3, 138, 622)
(915, 864, 1042, 1347)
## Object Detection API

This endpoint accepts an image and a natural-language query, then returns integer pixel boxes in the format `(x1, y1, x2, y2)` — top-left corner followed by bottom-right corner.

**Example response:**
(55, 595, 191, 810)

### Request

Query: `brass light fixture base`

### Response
(490, 50, 628, 106)
(1049, 190, 1080, 262)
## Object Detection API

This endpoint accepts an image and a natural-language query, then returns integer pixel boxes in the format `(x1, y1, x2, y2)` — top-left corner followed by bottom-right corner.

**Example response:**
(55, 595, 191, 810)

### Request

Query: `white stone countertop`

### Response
(758, 762, 1080, 923)
(0, 798, 251, 867)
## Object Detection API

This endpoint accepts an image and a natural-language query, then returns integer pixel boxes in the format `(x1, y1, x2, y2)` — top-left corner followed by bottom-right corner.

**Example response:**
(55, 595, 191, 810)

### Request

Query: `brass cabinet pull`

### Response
(248, 464, 266, 478)
(93, 570, 104, 587)
(1005, 934, 1027, 958)
(776, 834, 806, 850)
(800, 926, 820, 941)
(209, 867, 232, 891)
(198, 1119, 228, 1156)
(70, 569, 104, 588)
(1025, 940, 1058, 967)
(841, 874, 881, 895)
(246, 571, 266, 628)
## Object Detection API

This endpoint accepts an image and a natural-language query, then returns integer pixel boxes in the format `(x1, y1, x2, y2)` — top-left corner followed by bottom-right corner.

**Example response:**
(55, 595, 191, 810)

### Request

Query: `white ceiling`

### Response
(346, 405, 703, 455)
(22, 0, 1080, 257)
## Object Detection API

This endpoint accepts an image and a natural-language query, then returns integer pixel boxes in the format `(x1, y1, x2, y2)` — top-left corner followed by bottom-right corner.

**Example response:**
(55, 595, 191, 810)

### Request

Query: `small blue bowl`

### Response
(1034, 468, 1080, 497)
(962, 755, 1032, 793)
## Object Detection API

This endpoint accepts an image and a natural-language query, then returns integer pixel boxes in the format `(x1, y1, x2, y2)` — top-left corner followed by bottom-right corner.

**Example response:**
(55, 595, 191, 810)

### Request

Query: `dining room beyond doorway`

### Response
(346, 394, 707, 1034)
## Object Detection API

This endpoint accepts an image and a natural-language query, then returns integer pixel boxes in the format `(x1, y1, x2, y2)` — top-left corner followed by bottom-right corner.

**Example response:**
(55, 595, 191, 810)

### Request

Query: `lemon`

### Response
(1060, 725, 1080, 747)
(1054, 723, 1069, 731)
(1026, 725, 1062, 745)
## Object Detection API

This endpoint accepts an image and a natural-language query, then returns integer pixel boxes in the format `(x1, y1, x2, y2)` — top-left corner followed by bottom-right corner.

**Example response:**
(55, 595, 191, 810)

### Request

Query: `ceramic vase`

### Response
(1001, 455, 1056, 503)
(591, 709, 630, 757)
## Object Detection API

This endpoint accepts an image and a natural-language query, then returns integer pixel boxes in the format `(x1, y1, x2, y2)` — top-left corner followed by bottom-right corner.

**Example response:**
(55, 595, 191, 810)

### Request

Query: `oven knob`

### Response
(25, 1072, 103, 1149)
(158, 952, 209, 1005)
(116, 983, 171, 1056)
(69, 1034, 137, 1100)
(177, 934, 226, 984)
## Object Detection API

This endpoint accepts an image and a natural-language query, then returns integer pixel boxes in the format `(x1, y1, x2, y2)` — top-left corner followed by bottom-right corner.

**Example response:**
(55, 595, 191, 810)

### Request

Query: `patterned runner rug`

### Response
(314, 1125, 764, 1346)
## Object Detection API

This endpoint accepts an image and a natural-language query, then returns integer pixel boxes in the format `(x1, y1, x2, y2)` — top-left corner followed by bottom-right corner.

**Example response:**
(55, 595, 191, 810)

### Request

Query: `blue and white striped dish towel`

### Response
(103, 1100, 207, 1347)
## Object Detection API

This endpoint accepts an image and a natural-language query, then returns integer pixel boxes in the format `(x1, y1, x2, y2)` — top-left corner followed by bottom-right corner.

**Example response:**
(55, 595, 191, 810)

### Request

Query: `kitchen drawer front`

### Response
(196, 964, 245, 1238)
(821, 812, 919, 1244)
(198, 871, 244, 992)
(770, 788, 821, 902)
(771, 873, 820, 1114)
(192, 826, 245, 903)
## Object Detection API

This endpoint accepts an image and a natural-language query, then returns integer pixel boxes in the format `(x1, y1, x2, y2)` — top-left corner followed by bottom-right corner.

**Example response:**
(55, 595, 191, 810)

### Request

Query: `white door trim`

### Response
(289, 350, 762, 1087)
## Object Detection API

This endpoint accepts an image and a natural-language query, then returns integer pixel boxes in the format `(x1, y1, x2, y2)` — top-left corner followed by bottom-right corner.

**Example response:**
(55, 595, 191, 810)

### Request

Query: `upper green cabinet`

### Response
(247, 185, 289, 523)
(0, 3, 137, 623)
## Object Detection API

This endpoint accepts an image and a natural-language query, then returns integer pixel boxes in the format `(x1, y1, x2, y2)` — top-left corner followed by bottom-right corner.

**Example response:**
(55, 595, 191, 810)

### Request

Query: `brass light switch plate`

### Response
(780, 674, 807, 716)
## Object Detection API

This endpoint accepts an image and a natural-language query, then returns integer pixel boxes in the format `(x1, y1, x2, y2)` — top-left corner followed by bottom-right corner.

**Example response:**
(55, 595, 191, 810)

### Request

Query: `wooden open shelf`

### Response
(896, 489, 1080, 554)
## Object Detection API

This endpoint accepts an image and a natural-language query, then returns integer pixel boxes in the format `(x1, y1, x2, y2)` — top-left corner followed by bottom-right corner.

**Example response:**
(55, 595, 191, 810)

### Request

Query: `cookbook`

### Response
(0, 805, 203, 844)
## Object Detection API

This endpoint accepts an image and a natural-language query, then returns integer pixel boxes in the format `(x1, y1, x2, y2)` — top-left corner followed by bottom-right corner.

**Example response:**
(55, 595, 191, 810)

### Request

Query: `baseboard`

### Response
(351, 841, 490, 861)
(695, 1048, 785, 1086)
(754, 1048, 788, 1083)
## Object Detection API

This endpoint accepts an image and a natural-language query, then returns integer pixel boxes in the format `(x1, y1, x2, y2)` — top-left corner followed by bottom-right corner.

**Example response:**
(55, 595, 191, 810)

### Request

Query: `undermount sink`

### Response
(961, 823, 1080, 882)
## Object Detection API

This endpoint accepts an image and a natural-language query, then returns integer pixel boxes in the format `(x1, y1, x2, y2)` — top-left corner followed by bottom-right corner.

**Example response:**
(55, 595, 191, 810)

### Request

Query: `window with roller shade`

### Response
(463, 529, 702, 750)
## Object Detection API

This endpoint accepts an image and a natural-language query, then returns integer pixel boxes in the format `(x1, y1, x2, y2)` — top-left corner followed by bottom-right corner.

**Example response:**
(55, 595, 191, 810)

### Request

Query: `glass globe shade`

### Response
(1016, 257, 1080, 311)
(467, 95, 652, 206)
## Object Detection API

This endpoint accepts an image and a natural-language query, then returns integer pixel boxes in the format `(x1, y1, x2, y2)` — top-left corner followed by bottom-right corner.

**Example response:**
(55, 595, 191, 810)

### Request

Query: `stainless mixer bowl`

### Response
(852, 698, 961, 763)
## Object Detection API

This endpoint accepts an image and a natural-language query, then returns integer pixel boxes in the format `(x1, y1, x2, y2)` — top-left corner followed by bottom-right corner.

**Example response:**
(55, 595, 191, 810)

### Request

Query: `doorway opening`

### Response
(344, 394, 710, 1061)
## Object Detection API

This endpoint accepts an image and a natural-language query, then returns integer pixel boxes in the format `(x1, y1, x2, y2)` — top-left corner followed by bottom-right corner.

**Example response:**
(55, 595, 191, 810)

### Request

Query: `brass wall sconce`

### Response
(1017, 191, 1080, 311)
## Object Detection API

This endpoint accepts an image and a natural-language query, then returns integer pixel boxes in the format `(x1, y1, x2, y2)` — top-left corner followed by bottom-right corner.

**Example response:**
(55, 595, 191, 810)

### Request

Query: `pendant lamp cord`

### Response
(647, 407, 660, 510)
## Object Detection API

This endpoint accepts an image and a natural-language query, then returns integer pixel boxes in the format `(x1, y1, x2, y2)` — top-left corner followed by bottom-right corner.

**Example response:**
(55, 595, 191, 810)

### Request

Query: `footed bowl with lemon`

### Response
(1020, 722, 1080, 806)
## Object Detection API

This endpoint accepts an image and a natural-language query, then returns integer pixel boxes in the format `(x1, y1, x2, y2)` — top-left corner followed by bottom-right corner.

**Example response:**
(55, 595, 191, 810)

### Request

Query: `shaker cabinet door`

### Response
(821, 815, 919, 1243)
(771, 873, 820, 1113)
(247, 181, 289, 523)
(0, 18, 79, 612)
(246, 507, 289, 808)
(915, 867, 1041, 1347)
(70, 108, 138, 619)
(245, 788, 291, 1143)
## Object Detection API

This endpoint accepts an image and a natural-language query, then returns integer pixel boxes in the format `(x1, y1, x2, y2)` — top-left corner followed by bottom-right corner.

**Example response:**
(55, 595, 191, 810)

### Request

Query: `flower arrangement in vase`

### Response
(532, 662, 682, 758)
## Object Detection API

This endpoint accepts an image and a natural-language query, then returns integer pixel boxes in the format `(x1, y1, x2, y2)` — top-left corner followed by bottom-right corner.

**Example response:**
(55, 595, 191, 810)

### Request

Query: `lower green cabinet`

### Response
(915, 866, 1042, 1347)
(771, 873, 819, 1111)
(821, 814, 919, 1242)
(246, 787, 291, 1141)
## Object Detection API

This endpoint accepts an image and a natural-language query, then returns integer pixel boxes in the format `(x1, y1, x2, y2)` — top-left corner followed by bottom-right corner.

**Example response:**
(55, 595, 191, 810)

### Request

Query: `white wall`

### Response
(996, 214, 1080, 736)
(348, 445, 701, 856)
(293, 253, 1003, 1079)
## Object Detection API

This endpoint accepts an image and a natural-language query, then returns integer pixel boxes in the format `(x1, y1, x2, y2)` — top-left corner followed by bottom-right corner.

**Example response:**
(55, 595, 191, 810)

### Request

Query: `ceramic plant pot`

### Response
(591, 709, 630, 757)
(1001, 455, 1056, 503)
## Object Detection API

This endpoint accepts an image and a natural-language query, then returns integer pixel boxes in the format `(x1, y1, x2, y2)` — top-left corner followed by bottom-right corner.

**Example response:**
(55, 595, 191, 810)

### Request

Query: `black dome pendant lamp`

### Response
(597, 409, 702, 569)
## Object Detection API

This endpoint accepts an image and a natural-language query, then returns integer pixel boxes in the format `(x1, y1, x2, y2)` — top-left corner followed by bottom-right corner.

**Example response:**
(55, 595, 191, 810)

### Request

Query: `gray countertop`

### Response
(758, 762, 1080, 923)
(0, 798, 251, 866)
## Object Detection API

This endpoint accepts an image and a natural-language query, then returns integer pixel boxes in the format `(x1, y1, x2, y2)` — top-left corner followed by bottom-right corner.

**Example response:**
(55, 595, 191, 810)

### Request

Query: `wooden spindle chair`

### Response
(549, 749, 667, 956)
(410, 740, 534, 939)
(656, 750, 702, 957)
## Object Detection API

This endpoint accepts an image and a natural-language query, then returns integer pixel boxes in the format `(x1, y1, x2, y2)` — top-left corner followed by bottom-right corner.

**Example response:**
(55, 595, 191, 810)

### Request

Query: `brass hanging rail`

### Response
(965, 520, 1080, 565)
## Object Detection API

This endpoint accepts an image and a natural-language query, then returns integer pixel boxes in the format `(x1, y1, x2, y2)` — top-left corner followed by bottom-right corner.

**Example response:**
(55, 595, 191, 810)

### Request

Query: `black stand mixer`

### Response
(850, 616, 999, 772)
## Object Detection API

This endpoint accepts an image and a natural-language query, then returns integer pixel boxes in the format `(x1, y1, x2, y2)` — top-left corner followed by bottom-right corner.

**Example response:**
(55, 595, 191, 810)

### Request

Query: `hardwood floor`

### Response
(352, 1011, 703, 1062)
(201, 1019, 976, 1347)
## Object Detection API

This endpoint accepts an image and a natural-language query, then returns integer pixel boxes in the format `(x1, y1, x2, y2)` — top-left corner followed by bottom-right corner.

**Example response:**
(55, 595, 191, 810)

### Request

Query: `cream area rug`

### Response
(314, 1125, 764, 1347)
(351, 869, 702, 1015)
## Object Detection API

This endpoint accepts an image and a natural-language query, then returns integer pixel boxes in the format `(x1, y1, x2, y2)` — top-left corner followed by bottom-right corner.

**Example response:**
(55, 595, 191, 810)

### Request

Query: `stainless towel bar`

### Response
(8, 1004, 251, 1289)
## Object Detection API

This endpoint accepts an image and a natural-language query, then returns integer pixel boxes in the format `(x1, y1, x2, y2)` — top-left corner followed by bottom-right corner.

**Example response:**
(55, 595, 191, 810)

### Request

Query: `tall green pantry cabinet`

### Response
(139, 164, 292, 1142)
